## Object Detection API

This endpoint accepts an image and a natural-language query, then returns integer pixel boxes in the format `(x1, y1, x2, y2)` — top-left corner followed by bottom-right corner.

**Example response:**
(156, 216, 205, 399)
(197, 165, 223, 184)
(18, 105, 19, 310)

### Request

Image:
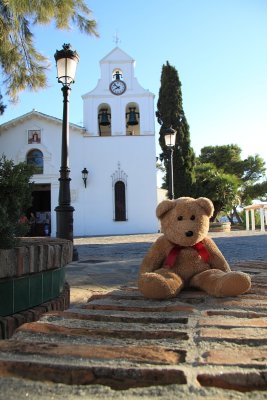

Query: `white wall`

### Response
(69, 134, 158, 236)
(0, 114, 158, 237)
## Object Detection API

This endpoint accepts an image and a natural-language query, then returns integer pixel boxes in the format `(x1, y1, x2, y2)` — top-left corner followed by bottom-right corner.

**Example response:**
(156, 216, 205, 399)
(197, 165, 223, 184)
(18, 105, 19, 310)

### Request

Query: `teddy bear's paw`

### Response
(138, 272, 183, 300)
(215, 271, 251, 297)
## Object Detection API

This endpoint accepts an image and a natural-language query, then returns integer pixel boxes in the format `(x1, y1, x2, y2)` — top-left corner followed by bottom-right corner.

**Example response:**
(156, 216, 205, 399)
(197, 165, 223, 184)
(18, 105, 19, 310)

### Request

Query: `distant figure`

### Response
(29, 212, 36, 236)
(19, 214, 28, 225)
(18, 214, 30, 236)
(44, 220, 50, 236)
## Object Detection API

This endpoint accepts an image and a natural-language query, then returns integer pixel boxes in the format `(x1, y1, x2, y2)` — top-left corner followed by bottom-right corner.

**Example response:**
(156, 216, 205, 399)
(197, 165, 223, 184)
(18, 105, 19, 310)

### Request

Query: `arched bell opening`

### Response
(125, 103, 140, 135)
(112, 68, 123, 81)
(98, 104, 111, 136)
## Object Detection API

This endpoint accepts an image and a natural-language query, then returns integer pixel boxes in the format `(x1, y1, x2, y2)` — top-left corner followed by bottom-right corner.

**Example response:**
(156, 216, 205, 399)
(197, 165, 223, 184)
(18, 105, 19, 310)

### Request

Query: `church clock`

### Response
(109, 79, 126, 95)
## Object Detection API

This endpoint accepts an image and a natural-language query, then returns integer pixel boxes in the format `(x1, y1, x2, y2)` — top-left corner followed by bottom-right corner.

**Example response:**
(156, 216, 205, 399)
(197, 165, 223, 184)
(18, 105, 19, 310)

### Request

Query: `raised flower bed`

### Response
(0, 237, 72, 338)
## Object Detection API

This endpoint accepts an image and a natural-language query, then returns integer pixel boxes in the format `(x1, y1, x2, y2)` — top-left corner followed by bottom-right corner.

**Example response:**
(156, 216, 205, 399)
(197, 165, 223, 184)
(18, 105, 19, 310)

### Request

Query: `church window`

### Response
(111, 162, 128, 221)
(114, 181, 126, 221)
(27, 149, 43, 174)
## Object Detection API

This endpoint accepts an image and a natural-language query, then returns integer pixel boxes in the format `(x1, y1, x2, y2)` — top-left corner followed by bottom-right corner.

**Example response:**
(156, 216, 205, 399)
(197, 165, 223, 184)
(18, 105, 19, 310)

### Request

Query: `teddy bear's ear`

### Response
(196, 197, 214, 218)
(156, 200, 176, 219)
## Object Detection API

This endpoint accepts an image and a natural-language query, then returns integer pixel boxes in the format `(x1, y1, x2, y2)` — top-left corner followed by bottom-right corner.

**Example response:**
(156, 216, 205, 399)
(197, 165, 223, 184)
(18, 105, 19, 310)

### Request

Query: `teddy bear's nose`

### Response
(185, 231, 194, 237)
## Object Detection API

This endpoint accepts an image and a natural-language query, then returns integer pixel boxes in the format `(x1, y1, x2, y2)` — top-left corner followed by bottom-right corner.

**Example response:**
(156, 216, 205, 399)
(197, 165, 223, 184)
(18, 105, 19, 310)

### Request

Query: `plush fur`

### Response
(138, 197, 251, 299)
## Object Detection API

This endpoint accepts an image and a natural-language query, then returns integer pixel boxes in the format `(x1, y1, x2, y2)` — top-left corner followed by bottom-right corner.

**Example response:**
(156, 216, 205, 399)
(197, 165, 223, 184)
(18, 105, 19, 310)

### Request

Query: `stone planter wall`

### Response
(0, 238, 72, 279)
(0, 238, 72, 338)
(209, 222, 231, 232)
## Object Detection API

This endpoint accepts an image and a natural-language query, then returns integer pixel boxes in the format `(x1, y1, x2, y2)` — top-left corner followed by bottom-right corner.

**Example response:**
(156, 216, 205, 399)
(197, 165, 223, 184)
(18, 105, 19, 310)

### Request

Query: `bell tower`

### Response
(79, 47, 158, 236)
(82, 47, 155, 137)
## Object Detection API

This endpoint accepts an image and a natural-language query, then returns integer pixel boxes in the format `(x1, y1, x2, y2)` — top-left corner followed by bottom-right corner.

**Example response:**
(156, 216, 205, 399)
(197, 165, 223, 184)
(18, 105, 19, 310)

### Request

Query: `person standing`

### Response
(29, 212, 36, 236)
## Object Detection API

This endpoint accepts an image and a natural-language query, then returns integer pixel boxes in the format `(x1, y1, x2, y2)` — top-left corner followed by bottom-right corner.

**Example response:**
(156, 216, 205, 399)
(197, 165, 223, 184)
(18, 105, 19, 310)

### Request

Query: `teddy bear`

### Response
(138, 197, 251, 299)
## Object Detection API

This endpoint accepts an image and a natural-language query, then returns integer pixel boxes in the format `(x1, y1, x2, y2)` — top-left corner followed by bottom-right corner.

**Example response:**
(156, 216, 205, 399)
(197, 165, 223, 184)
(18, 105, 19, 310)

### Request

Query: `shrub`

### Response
(0, 155, 35, 248)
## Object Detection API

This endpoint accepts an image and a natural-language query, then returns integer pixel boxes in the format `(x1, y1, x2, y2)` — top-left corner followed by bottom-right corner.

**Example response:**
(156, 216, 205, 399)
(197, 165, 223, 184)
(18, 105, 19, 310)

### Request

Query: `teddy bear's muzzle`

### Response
(185, 230, 194, 237)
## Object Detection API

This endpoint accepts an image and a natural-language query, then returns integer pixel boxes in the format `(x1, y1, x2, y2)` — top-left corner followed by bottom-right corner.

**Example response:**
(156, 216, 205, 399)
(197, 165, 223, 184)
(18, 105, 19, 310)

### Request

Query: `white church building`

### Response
(0, 47, 159, 237)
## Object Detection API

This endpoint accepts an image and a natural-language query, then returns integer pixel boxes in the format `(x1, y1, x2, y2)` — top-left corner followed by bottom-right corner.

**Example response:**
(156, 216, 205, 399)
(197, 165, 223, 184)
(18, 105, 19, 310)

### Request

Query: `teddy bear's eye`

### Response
(177, 216, 183, 221)
(190, 215, 196, 220)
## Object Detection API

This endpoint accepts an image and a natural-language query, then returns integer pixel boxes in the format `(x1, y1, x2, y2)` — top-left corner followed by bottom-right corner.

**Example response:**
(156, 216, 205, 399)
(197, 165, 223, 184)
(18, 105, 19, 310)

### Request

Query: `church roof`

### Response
(100, 47, 135, 64)
(0, 110, 86, 132)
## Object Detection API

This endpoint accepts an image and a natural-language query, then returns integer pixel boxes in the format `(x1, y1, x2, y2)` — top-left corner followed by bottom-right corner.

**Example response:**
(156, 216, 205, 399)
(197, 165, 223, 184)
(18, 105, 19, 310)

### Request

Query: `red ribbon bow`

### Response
(164, 241, 209, 269)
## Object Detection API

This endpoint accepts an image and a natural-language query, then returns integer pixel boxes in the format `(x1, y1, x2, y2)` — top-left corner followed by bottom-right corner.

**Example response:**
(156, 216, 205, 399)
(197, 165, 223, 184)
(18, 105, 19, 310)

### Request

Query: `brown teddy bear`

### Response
(138, 197, 251, 299)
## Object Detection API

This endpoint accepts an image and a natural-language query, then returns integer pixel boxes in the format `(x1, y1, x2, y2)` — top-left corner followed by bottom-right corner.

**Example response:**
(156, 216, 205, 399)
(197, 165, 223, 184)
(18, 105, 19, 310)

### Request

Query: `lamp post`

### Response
(54, 43, 79, 260)
(164, 127, 177, 200)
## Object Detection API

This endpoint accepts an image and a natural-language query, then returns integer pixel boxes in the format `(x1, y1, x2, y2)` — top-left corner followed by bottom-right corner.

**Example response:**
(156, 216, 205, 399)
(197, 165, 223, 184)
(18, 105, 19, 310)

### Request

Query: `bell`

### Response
(114, 70, 122, 80)
(126, 107, 139, 126)
(98, 109, 110, 126)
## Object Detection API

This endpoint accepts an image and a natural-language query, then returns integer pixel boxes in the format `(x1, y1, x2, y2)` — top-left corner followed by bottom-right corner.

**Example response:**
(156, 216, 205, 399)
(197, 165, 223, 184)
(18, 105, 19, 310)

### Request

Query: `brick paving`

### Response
(0, 231, 266, 399)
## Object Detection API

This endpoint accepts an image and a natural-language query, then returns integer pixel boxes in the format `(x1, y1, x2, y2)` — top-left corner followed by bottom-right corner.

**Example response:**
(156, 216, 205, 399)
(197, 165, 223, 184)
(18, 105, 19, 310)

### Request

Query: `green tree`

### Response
(242, 180, 267, 204)
(193, 162, 240, 221)
(199, 145, 243, 176)
(196, 145, 266, 222)
(199, 145, 265, 182)
(0, 0, 98, 109)
(157, 61, 195, 198)
(0, 155, 35, 248)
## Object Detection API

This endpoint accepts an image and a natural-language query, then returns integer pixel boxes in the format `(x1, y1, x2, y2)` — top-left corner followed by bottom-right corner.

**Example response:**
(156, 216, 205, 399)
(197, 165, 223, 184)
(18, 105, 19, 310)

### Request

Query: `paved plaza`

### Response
(66, 231, 267, 305)
(0, 230, 266, 399)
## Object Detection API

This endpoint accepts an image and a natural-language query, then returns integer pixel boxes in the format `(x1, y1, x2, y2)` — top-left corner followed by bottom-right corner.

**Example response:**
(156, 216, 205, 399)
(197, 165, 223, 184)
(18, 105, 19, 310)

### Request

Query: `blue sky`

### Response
(1, 0, 267, 164)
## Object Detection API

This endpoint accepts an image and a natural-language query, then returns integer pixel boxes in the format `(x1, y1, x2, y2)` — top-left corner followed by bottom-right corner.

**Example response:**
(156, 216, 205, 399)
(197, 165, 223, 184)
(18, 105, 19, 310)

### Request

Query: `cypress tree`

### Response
(157, 61, 195, 198)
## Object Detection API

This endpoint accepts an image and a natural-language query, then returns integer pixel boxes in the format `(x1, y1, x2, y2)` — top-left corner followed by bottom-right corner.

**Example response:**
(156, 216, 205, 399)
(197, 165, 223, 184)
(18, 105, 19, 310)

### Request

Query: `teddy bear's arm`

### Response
(203, 237, 231, 272)
(139, 236, 170, 275)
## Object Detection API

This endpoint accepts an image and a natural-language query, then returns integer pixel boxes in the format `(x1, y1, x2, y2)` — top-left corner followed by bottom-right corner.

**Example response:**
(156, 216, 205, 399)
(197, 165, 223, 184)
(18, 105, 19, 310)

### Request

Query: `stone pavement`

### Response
(0, 231, 267, 399)
(67, 231, 267, 306)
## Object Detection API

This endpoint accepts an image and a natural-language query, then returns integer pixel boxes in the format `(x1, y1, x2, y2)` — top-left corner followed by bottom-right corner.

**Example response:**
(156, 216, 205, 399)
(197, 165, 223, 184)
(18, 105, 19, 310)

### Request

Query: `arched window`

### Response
(27, 149, 43, 174)
(114, 181, 126, 221)
(112, 162, 128, 221)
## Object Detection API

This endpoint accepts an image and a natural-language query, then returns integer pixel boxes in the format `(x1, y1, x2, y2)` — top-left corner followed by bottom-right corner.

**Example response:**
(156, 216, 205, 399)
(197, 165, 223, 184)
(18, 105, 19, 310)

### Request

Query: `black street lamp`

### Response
(164, 127, 177, 200)
(54, 43, 79, 260)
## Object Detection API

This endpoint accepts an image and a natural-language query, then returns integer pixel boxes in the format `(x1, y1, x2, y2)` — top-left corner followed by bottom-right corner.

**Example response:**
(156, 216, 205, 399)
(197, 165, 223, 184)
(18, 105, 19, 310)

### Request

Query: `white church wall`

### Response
(0, 117, 61, 180)
(68, 134, 158, 236)
(0, 116, 158, 237)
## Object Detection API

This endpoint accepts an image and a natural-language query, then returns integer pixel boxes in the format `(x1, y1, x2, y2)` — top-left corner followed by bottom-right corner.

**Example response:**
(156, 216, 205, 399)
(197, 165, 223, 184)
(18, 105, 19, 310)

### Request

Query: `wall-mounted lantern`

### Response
(81, 167, 89, 188)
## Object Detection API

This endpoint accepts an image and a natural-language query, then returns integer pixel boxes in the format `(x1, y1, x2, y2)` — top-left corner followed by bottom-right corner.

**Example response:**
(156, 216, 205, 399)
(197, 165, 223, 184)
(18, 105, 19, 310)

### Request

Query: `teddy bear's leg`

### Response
(189, 269, 251, 297)
(138, 269, 184, 300)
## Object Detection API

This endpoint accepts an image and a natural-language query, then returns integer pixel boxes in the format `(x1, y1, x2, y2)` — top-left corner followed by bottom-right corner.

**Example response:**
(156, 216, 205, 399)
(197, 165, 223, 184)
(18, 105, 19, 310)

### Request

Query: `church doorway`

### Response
(28, 184, 51, 236)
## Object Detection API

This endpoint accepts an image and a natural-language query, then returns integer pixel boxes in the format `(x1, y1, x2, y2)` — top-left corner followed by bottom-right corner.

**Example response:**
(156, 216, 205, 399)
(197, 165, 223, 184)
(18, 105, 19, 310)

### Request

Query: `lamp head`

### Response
(55, 43, 79, 86)
(164, 127, 177, 147)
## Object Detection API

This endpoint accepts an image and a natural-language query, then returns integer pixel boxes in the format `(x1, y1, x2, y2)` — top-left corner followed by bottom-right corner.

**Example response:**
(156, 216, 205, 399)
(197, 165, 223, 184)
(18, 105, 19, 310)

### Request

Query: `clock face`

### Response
(109, 80, 126, 95)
